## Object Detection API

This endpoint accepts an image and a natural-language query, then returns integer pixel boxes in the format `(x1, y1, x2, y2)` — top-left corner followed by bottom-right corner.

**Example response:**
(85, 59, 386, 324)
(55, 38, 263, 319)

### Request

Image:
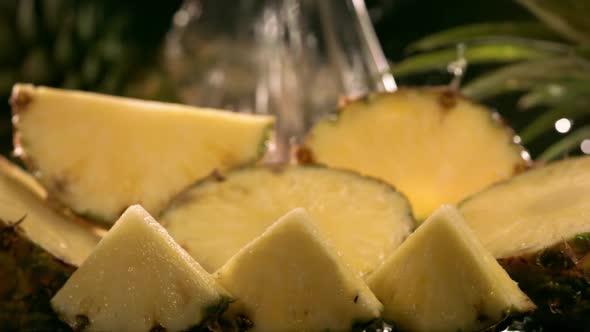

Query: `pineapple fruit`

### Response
(11, 84, 274, 225)
(460, 156, 590, 329)
(0, 156, 100, 331)
(367, 205, 535, 332)
(51, 205, 230, 332)
(301, 88, 528, 220)
(161, 165, 415, 277)
(215, 208, 383, 332)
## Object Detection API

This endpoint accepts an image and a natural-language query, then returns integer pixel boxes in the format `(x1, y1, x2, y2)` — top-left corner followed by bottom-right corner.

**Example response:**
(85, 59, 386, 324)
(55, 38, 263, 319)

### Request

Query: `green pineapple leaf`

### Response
(517, 79, 590, 110)
(516, 0, 590, 44)
(518, 102, 590, 144)
(461, 57, 590, 100)
(538, 125, 590, 161)
(393, 39, 570, 77)
(406, 22, 560, 53)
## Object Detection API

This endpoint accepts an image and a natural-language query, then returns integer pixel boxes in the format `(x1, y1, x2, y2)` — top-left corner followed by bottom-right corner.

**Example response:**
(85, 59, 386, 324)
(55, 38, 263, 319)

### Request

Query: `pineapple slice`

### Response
(215, 208, 383, 332)
(302, 88, 528, 220)
(11, 84, 274, 224)
(367, 205, 535, 332)
(51, 205, 230, 332)
(0, 156, 100, 331)
(161, 166, 414, 277)
(0, 156, 101, 267)
(460, 156, 590, 329)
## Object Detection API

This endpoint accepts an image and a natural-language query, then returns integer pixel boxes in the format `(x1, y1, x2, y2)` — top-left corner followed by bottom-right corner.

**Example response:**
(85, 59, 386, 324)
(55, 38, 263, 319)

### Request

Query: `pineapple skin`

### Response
(0, 218, 73, 331)
(500, 234, 590, 331)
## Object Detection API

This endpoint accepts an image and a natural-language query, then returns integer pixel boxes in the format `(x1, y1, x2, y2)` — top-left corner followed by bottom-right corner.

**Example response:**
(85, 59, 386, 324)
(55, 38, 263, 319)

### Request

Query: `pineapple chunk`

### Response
(161, 166, 414, 277)
(11, 84, 274, 224)
(303, 89, 528, 220)
(367, 205, 534, 332)
(51, 205, 230, 332)
(215, 208, 383, 332)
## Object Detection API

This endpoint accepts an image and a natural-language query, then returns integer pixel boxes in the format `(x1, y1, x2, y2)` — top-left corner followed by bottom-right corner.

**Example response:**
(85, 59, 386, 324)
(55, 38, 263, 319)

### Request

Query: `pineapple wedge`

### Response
(215, 208, 383, 332)
(460, 156, 590, 329)
(0, 156, 100, 267)
(367, 205, 535, 332)
(51, 205, 230, 332)
(161, 166, 414, 277)
(302, 88, 528, 220)
(0, 156, 100, 331)
(11, 84, 274, 224)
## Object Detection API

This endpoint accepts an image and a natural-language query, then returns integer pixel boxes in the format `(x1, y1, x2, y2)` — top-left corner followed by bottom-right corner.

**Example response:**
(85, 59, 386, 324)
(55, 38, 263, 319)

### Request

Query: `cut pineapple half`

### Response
(0, 156, 100, 330)
(11, 84, 274, 225)
(303, 88, 528, 220)
(459, 156, 590, 328)
(215, 208, 382, 332)
(0, 156, 100, 267)
(51, 205, 230, 332)
(161, 166, 414, 277)
(367, 205, 535, 332)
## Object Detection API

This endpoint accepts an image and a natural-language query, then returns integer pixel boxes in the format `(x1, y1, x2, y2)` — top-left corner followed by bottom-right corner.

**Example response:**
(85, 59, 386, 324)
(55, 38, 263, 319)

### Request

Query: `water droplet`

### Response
(555, 118, 572, 134)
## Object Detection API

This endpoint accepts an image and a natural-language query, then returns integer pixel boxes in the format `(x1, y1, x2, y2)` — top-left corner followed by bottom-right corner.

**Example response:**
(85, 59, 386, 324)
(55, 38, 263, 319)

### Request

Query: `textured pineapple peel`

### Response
(11, 84, 274, 225)
(460, 155, 590, 259)
(368, 205, 535, 332)
(302, 88, 528, 220)
(161, 165, 415, 278)
(51, 205, 230, 332)
(215, 208, 383, 332)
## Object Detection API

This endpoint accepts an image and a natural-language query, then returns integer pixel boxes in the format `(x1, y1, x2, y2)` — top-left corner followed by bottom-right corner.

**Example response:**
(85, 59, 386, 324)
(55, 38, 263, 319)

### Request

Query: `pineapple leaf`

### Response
(406, 22, 560, 53)
(515, 0, 590, 44)
(537, 125, 590, 161)
(518, 79, 590, 110)
(461, 58, 590, 100)
(518, 102, 590, 144)
(393, 39, 569, 77)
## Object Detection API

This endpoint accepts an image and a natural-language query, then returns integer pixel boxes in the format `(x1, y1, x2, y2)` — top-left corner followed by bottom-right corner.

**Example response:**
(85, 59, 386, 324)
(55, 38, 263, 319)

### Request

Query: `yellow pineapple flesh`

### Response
(303, 89, 527, 220)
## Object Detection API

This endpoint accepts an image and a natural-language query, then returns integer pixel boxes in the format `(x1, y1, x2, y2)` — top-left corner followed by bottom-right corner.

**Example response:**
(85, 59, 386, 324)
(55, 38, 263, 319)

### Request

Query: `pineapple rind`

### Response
(11, 83, 275, 225)
(214, 208, 383, 332)
(0, 219, 74, 331)
(499, 234, 590, 330)
(367, 205, 534, 332)
(303, 88, 528, 220)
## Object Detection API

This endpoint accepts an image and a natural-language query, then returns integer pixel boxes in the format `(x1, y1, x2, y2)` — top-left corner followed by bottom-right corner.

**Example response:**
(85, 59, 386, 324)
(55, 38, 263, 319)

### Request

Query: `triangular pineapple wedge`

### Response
(215, 208, 382, 332)
(11, 84, 274, 224)
(367, 205, 535, 332)
(51, 205, 230, 332)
